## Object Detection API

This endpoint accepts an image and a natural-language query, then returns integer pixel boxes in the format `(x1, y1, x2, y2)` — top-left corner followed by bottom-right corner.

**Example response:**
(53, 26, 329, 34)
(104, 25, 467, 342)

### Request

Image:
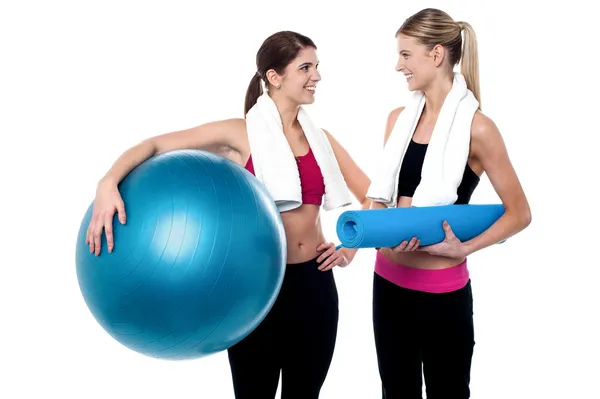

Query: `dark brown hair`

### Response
(244, 31, 317, 116)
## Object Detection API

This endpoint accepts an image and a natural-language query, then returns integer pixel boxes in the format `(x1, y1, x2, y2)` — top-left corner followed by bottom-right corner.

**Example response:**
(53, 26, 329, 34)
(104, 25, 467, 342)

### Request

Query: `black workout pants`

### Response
(227, 257, 339, 399)
(373, 272, 475, 399)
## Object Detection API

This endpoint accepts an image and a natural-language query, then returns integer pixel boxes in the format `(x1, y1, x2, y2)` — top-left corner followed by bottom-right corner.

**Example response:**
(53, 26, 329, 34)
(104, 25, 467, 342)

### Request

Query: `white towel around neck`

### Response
(245, 92, 352, 212)
(366, 73, 479, 207)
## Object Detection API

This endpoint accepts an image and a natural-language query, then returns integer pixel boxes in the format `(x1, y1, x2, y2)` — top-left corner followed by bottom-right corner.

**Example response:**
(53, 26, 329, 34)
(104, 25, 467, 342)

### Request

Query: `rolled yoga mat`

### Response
(336, 204, 505, 249)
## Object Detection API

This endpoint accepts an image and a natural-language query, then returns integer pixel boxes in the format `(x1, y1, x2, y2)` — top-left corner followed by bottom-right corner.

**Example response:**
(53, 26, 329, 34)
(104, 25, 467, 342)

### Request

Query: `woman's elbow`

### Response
(504, 194, 531, 233)
(515, 199, 532, 231)
(521, 205, 532, 229)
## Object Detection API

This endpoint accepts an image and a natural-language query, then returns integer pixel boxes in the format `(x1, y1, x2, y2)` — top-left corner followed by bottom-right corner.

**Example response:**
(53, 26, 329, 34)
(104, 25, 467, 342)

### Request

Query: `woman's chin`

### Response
(302, 91, 316, 104)
(407, 79, 420, 91)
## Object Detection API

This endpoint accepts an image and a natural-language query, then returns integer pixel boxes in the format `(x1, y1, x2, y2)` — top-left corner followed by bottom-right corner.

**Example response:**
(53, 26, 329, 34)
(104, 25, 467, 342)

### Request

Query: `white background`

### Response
(2, 0, 599, 398)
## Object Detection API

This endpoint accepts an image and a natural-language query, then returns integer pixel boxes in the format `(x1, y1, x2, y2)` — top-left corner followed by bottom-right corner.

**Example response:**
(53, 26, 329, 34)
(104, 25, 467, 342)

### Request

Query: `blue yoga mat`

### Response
(335, 204, 505, 249)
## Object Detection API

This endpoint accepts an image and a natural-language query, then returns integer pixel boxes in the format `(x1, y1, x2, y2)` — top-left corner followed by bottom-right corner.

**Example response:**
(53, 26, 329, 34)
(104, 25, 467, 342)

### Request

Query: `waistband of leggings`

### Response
(374, 251, 469, 293)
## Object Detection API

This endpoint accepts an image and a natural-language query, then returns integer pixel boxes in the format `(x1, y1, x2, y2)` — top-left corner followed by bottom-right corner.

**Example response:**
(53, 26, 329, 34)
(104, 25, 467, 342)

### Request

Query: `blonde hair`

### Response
(397, 8, 481, 108)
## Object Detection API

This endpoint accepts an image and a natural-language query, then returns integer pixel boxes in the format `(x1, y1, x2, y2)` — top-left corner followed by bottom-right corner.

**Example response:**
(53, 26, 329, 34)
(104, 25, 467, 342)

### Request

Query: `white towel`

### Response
(366, 73, 479, 207)
(245, 92, 353, 212)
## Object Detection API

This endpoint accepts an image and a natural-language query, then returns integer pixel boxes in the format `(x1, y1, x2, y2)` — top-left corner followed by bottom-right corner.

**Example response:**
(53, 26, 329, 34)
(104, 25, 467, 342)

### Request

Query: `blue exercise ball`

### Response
(75, 150, 286, 360)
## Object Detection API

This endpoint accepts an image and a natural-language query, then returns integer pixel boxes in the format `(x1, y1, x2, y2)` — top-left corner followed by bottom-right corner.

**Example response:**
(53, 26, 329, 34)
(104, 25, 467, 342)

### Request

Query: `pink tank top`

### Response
(244, 147, 325, 206)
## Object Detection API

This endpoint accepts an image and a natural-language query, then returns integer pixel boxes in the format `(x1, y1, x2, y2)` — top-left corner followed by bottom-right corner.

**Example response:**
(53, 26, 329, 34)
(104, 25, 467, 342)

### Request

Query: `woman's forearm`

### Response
(462, 206, 531, 256)
(99, 139, 158, 187)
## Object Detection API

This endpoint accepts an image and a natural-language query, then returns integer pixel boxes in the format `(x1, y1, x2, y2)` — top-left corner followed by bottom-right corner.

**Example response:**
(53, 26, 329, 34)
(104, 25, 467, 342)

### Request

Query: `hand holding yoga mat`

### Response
(335, 204, 505, 249)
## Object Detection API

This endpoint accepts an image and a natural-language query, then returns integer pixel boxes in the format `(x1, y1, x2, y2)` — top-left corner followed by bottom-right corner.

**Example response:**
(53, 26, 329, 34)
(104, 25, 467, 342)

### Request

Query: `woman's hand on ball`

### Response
(86, 179, 127, 256)
(316, 242, 352, 271)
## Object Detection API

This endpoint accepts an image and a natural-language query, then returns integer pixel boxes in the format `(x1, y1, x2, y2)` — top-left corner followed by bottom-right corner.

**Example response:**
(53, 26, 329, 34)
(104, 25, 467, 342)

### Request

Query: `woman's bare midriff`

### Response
(280, 204, 326, 264)
(222, 126, 328, 266)
(377, 248, 465, 270)
(377, 195, 466, 270)
(224, 143, 326, 265)
(224, 147, 326, 265)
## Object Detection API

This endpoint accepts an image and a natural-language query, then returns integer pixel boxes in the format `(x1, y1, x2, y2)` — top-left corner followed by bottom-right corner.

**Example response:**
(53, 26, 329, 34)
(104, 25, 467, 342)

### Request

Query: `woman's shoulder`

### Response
(469, 110, 505, 162)
(470, 110, 500, 141)
(388, 106, 406, 123)
(382, 106, 406, 145)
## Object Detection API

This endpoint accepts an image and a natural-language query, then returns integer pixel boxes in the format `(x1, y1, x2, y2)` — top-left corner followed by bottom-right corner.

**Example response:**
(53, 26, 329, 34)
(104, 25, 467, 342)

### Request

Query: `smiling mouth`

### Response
(304, 85, 316, 92)
(405, 73, 413, 80)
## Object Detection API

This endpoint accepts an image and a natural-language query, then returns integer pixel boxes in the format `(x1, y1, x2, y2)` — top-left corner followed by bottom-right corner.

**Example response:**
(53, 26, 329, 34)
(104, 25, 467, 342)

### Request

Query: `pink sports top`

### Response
(244, 147, 325, 206)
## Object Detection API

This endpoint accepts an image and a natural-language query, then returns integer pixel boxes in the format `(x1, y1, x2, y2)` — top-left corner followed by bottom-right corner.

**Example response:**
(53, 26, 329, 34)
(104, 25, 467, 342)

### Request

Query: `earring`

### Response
(275, 84, 281, 89)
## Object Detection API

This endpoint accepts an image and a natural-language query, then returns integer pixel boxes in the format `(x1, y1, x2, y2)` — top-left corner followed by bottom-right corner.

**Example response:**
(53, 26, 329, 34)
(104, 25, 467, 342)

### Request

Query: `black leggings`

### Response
(227, 257, 339, 399)
(372, 272, 475, 399)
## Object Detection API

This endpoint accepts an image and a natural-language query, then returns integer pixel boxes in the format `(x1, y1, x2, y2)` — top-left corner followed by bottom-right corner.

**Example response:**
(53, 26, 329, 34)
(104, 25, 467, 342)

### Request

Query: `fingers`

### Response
(406, 237, 420, 251)
(116, 200, 127, 224)
(92, 216, 103, 256)
(86, 188, 125, 256)
(443, 220, 455, 237)
(104, 213, 114, 253)
(316, 242, 331, 253)
(86, 223, 93, 251)
(316, 242, 335, 263)
(89, 210, 115, 256)
(87, 216, 99, 254)
(318, 251, 341, 271)
(316, 242, 347, 271)
(86, 224, 91, 245)
(392, 240, 409, 252)
(392, 237, 420, 252)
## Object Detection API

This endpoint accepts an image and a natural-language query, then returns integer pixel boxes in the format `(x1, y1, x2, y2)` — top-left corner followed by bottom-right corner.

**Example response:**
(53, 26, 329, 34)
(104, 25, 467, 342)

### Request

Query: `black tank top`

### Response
(397, 139, 479, 204)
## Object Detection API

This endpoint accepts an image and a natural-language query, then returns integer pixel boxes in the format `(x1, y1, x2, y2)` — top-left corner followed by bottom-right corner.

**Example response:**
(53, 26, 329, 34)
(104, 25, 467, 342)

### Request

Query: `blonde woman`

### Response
(367, 8, 531, 398)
